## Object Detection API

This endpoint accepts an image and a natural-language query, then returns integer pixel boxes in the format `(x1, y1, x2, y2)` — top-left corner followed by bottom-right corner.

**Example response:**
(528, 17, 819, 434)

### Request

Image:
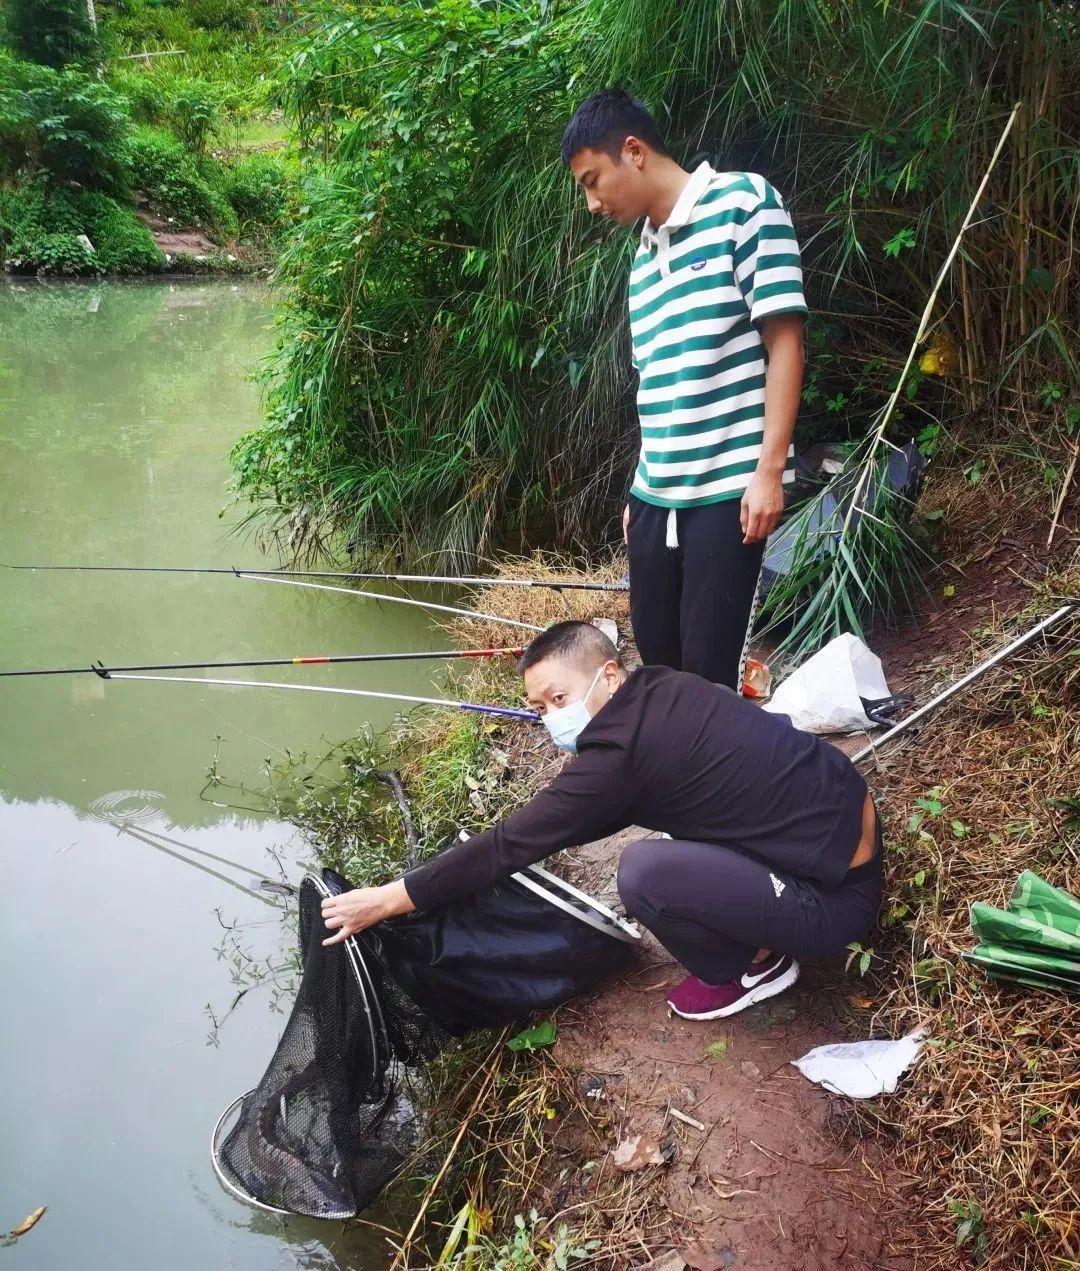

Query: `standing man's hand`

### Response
(622, 502, 630, 544)
(745, 313, 804, 545)
(740, 469, 785, 544)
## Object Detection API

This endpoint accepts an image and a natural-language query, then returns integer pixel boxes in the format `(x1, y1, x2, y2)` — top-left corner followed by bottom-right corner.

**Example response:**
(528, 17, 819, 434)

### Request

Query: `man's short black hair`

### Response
(517, 620, 623, 674)
(561, 87, 668, 166)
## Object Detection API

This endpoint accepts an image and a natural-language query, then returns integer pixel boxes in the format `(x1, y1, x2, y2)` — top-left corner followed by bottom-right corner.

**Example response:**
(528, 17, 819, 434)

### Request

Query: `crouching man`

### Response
(322, 621, 882, 1021)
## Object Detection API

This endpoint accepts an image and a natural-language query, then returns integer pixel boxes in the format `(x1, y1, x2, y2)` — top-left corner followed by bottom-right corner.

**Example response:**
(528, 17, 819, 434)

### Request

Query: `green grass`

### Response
(229, 0, 1080, 620)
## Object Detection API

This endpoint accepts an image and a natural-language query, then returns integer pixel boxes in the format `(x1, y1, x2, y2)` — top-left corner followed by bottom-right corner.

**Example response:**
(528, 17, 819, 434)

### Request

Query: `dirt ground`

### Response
(138, 208, 221, 258)
(547, 833, 917, 1271)
(526, 521, 1071, 1270)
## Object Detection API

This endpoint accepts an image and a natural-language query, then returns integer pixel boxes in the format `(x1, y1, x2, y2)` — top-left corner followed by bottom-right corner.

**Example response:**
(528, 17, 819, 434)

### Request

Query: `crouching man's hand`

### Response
(321, 878, 415, 946)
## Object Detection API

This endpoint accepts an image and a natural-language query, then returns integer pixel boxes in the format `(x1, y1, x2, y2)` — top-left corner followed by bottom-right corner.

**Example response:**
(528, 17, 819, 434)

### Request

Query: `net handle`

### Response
(452, 830, 641, 944)
(512, 866, 641, 944)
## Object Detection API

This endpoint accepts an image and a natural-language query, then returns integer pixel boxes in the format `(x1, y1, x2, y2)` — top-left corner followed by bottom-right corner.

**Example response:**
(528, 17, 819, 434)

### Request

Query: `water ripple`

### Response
(88, 788, 167, 826)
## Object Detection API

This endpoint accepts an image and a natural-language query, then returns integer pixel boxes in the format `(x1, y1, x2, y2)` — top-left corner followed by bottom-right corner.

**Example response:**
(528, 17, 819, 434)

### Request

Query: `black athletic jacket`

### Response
(404, 665, 868, 912)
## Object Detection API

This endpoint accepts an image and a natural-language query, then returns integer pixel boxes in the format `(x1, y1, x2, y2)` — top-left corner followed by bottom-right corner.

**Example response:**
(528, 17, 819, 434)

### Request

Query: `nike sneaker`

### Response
(666, 952, 800, 1020)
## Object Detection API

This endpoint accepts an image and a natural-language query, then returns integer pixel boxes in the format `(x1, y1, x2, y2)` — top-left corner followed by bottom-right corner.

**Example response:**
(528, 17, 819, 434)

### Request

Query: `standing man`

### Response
(561, 89, 807, 689)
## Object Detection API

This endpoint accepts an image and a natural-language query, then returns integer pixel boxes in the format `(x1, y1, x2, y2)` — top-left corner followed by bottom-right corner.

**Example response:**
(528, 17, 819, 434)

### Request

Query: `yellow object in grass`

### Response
(919, 330, 959, 376)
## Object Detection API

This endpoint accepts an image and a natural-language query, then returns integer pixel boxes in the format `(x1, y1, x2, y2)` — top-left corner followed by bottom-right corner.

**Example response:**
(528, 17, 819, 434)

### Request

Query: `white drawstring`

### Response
(665, 507, 679, 549)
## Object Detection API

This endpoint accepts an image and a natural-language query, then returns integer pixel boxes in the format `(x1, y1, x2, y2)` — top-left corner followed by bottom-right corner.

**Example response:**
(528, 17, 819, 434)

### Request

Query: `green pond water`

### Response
(0, 280, 447, 1269)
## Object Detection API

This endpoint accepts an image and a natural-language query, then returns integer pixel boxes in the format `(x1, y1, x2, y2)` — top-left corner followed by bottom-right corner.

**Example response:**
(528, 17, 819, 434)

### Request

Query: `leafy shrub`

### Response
(80, 191, 164, 272)
(167, 76, 221, 153)
(0, 179, 163, 273)
(7, 0, 101, 69)
(123, 126, 237, 236)
(0, 53, 129, 191)
(0, 184, 44, 259)
(108, 66, 167, 124)
(221, 152, 285, 226)
(185, 0, 255, 32)
(104, 3, 194, 51)
(6, 231, 99, 275)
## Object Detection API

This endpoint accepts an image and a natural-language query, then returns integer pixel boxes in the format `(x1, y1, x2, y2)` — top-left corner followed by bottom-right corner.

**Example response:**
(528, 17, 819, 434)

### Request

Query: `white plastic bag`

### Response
(791, 1030, 927, 1099)
(762, 633, 889, 734)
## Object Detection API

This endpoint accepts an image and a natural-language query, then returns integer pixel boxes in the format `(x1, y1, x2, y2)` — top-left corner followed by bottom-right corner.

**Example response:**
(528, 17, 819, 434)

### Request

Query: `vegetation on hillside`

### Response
(0, 0, 290, 275)
(230, 0, 1077, 647)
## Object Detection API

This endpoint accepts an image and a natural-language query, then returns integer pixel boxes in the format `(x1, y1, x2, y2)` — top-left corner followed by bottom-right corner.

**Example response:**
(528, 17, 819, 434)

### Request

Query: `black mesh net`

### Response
(215, 871, 444, 1218)
(213, 858, 639, 1219)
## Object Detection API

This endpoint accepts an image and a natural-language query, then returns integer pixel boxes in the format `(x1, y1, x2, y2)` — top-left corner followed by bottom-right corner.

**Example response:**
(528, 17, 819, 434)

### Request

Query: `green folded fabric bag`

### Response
(967, 871, 1080, 996)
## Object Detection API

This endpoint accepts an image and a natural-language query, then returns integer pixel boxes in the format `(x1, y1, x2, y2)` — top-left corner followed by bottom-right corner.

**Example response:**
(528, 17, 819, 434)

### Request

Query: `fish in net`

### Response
(212, 851, 640, 1218)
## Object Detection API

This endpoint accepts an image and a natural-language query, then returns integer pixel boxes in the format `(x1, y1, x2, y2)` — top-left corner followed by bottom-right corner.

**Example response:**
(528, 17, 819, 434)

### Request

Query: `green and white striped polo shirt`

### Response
(628, 163, 807, 508)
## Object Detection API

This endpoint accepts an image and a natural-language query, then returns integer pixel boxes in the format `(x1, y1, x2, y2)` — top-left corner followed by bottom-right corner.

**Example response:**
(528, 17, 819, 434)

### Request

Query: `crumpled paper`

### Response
(791, 1030, 927, 1098)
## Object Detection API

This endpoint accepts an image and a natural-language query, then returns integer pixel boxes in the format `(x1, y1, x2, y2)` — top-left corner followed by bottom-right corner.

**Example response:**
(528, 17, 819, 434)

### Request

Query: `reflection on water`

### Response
(0, 280, 437, 1269)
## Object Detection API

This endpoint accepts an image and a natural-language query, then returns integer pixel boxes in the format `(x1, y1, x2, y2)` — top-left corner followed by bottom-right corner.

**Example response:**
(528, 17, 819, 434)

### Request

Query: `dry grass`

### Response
(856, 558, 1079, 1270)
(445, 551, 630, 650)
(389, 1034, 672, 1269)
(438, 550, 631, 726)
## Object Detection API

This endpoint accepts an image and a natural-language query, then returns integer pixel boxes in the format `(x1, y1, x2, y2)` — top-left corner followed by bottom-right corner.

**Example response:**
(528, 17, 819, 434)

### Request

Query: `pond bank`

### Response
(277, 527, 1077, 1268)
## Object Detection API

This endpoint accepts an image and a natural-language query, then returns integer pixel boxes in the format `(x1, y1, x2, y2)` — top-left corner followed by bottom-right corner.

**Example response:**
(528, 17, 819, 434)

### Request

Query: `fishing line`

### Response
(103, 671, 542, 721)
(109, 819, 281, 907)
(236, 573, 544, 633)
(120, 820, 284, 885)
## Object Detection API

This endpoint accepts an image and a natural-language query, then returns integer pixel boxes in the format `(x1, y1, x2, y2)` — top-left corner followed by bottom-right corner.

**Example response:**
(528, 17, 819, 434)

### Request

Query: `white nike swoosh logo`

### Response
(740, 961, 779, 989)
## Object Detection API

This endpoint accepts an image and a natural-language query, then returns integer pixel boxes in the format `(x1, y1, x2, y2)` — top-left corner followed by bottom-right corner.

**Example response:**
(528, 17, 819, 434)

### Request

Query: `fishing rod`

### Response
(0, 646, 523, 679)
(851, 601, 1077, 764)
(237, 573, 544, 633)
(3, 562, 628, 593)
(102, 671, 542, 722)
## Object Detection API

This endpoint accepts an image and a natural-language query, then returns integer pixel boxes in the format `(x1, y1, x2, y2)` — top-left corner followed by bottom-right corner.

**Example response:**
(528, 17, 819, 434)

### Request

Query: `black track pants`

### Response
(616, 831, 882, 984)
(626, 495, 766, 690)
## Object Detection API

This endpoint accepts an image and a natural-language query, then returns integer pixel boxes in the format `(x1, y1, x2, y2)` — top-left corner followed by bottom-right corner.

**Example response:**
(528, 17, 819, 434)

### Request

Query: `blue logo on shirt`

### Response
(689, 257, 707, 271)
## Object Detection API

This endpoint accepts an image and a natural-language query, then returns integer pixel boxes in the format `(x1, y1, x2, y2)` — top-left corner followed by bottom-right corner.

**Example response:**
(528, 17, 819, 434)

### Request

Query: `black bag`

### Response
(212, 856, 640, 1218)
(370, 860, 640, 1034)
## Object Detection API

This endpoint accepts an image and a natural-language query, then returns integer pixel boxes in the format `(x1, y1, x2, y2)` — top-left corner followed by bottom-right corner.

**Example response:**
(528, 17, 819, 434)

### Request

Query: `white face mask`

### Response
(542, 666, 606, 755)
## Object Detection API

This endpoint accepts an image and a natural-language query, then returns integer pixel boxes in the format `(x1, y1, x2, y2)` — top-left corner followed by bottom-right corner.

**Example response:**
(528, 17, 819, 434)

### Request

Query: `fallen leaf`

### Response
(643, 1252, 686, 1271)
(611, 1132, 665, 1171)
(10, 1207, 46, 1238)
(506, 1020, 557, 1052)
(847, 995, 876, 1009)
(679, 1241, 732, 1271)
